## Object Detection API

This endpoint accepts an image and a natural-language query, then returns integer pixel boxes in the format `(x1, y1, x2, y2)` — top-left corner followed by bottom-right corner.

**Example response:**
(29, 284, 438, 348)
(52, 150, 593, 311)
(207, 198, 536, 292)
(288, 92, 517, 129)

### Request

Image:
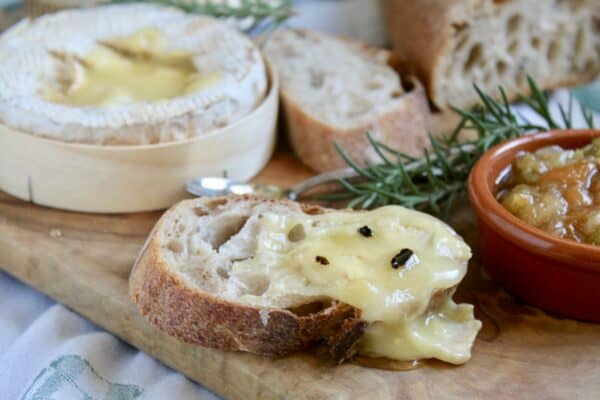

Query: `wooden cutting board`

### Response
(0, 148, 599, 400)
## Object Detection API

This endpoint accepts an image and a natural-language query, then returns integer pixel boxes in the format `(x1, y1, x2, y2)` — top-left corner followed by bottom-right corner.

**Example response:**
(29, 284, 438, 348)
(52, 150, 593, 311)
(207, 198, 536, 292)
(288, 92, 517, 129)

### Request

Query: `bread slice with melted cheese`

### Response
(130, 196, 481, 365)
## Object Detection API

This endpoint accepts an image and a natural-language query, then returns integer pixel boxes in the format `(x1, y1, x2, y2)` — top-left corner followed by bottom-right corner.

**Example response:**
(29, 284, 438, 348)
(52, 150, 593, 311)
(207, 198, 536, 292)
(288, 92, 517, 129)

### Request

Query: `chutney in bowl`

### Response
(498, 138, 600, 245)
(468, 130, 600, 322)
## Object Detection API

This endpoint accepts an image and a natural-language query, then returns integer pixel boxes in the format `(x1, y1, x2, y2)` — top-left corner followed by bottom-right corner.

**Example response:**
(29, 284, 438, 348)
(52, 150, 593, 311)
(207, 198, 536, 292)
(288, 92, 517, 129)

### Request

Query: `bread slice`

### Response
(130, 195, 481, 364)
(384, 0, 600, 110)
(130, 196, 365, 361)
(263, 29, 431, 172)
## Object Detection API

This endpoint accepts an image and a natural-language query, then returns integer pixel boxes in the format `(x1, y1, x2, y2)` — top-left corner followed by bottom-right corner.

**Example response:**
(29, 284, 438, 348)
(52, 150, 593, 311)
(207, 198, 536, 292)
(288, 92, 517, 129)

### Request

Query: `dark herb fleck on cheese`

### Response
(315, 256, 330, 265)
(358, 225, 372, 237)
(391, 249, 413, 269)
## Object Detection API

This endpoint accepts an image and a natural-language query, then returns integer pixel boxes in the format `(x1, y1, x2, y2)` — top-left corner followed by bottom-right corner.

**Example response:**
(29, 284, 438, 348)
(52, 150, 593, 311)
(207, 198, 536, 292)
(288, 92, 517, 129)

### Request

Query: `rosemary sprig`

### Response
(110, 0, 295, 33)
(332, 77, 596, 217)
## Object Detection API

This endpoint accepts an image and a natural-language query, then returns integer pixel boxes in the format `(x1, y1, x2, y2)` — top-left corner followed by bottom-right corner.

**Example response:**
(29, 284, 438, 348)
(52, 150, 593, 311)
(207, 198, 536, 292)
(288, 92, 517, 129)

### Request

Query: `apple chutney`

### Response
(498, 138, 600, 245)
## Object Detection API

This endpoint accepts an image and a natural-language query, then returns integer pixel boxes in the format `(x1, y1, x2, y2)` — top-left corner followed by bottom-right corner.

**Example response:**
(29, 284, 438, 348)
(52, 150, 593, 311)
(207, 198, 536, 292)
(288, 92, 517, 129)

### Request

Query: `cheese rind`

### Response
(231, 206, 481, 364)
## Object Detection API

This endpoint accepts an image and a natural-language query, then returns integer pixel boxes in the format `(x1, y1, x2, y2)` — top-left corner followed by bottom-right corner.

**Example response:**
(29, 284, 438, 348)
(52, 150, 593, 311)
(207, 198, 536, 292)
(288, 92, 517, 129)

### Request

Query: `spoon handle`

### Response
(186, 167, 357, 200)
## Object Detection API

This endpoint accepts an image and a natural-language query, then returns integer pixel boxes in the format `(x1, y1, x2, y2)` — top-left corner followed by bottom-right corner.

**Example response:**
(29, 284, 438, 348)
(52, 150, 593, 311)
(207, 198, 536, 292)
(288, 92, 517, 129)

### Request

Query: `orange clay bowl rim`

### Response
(468, 129, 600, 272)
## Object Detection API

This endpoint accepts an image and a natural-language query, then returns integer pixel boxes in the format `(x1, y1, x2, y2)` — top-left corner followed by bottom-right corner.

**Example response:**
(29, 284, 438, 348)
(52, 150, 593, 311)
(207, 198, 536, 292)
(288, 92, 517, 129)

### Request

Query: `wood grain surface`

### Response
(0, 148, 599, 400)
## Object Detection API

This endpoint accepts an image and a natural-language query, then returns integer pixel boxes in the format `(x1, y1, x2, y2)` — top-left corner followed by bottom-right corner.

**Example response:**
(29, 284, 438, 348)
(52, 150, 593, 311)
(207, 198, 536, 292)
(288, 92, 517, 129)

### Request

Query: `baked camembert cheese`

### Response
(0, 4, 267, 144)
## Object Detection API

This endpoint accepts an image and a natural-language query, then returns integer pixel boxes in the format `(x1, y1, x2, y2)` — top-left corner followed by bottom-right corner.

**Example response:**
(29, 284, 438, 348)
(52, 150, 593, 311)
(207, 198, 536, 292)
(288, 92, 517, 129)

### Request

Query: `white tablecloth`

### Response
(0, 271, 220, 400)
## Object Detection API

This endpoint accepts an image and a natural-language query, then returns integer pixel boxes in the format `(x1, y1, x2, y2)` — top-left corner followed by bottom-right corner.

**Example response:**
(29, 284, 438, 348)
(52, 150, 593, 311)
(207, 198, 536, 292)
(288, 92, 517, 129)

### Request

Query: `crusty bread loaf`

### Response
(263, 29, 431, 172)
(384, 0, 600, 110)
(130, 195, 481, 364)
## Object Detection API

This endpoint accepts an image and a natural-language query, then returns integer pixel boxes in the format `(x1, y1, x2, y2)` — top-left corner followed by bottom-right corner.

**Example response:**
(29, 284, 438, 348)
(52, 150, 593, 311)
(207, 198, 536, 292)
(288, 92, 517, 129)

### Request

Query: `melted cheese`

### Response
(232, 206, 481, 364)
(45, 28, 220, 106)
(360, 300, 480, 364)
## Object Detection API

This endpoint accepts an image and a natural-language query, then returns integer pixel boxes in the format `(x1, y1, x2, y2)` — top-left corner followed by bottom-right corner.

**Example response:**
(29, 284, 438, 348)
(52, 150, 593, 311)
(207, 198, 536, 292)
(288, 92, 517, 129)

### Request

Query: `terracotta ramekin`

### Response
(468, 129, 600, 322)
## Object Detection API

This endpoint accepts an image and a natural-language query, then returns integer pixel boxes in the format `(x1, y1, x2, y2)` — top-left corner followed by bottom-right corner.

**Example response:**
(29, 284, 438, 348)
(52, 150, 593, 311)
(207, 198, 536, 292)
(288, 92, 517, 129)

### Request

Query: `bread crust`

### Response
(281, 76, 430, 172)
(129, 196, 365, 359)
(384, 0, 459, 108)
(383, 0, 600, 110)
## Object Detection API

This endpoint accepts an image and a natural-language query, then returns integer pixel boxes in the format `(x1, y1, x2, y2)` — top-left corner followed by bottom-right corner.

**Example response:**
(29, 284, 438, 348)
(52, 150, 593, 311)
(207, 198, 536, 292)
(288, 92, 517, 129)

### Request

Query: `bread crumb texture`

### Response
(264, 29, 404, 128)
(435, 0, 600, 108)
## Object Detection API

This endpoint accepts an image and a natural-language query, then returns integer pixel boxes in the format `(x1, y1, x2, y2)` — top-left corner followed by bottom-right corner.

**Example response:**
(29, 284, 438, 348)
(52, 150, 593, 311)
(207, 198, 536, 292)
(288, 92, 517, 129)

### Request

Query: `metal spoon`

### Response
(186, 167, 357, 200)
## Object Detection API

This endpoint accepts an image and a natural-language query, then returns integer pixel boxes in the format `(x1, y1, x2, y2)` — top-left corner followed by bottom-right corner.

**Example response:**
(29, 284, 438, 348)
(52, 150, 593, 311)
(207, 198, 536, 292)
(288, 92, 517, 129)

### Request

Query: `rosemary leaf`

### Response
(582, 103, 596, 129)
(347, 194, 368, 209)
(334, 143, 377, 181)
(429, 134, 453, 178)
(367, 132, 394, 167)
(338, 178, 365, 196)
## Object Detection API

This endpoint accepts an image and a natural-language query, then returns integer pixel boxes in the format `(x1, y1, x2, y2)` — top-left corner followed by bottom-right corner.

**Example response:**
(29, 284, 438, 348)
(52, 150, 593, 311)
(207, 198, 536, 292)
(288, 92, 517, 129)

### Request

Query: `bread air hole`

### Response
(400, 76, 415, 92)
(464, 43, 483, 72)
(496, 60, 508, 75)
(167, 239, 184, 253)
(206, 198, 227, 210)
(575, 26, 585, 56)
(507, 14, 523, 35)
(287, 223, 306, 242)
(454, 35, 469, 52)
(531, 37, 541, 49)
(547, 40, 561, 62)
(210, 216, 248, 250)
